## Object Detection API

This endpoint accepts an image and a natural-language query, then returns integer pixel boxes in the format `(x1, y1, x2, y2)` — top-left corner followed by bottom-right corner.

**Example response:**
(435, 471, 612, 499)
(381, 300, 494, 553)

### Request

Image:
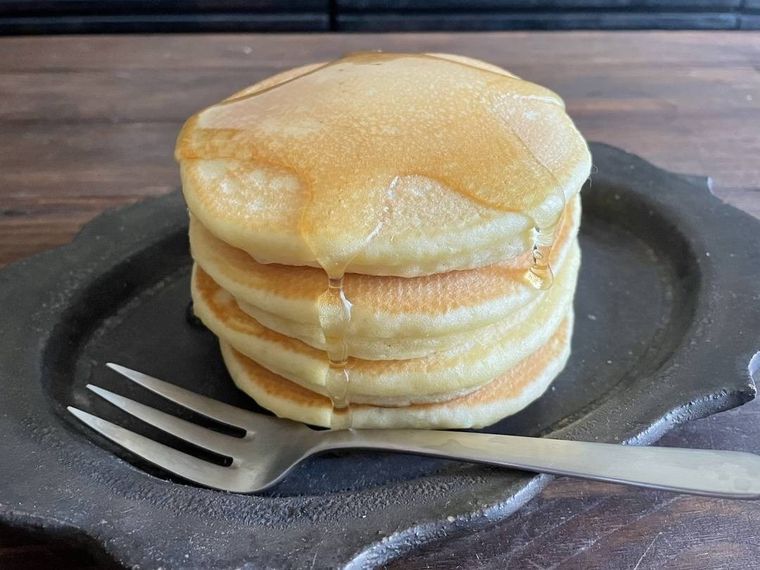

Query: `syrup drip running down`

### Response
(317, 276, 353, 429)
(526, 243, 553, 290)
(526, 202, 566, 290)
(181, 52, 587, 429)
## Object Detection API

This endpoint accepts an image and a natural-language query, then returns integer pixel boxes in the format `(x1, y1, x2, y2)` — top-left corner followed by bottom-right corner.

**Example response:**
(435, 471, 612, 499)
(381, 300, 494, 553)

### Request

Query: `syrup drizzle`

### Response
(181, 52, 587, 428)
(526, 191, 567, 290)
(318, 276, 353, 428)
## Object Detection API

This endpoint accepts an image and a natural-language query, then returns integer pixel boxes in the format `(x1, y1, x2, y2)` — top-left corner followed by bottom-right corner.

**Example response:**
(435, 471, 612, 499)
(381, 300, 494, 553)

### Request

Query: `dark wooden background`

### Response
(1, 32, 759, 569)
(2, 1, 760, 32)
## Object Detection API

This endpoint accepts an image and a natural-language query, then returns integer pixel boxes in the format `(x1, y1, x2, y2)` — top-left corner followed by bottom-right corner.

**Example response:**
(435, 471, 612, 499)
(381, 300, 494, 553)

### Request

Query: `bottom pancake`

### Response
(220, 312, 573, 429)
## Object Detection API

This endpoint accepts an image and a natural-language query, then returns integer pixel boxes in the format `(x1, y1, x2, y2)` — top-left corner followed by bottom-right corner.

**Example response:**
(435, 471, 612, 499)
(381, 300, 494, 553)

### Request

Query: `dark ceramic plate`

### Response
(1, 144, 759, 569)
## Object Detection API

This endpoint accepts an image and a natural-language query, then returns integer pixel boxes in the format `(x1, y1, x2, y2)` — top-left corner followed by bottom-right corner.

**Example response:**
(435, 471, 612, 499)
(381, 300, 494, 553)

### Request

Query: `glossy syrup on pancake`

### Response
(178, 52, 576, 427)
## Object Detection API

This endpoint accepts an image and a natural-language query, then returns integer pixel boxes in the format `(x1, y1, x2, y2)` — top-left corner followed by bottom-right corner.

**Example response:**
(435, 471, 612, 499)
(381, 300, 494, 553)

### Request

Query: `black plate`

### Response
(1, 144, 759, 569)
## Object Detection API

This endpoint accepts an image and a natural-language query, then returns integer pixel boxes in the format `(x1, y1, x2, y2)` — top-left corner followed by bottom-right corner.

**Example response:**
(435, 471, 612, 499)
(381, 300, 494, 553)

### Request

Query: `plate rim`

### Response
(0, 143, 757, 569)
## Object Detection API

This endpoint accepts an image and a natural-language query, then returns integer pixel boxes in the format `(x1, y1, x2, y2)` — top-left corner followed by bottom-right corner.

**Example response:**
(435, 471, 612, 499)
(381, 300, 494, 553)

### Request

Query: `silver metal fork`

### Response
(68, 363, 760, 497)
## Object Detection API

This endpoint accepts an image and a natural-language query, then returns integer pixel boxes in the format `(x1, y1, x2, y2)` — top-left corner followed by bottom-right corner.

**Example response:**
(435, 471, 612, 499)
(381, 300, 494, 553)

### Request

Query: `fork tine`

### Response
(67, 407, 249, 492)
(106, 363, 254, 431)
(87, 385, 243, 458)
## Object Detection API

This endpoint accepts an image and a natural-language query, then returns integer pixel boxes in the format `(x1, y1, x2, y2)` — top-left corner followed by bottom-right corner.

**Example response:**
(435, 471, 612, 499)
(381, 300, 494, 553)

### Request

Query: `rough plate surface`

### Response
(0, 144, 758, 569)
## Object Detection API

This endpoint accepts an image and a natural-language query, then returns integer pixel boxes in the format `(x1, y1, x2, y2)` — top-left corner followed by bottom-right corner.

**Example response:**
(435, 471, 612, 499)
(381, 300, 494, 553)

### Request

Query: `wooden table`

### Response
(1, 32, 759, 569)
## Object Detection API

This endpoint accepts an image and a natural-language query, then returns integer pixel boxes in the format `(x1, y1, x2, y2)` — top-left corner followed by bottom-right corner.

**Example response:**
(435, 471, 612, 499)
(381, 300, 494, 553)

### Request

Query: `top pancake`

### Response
(176, 53, 591, 277)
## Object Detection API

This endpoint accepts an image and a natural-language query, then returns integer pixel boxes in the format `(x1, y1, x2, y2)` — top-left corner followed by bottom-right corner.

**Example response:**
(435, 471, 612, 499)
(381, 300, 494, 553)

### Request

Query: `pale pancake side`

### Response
(190, 194, 580, 357)
(220, 313, 574, 429)
(191, 241, 579, 400)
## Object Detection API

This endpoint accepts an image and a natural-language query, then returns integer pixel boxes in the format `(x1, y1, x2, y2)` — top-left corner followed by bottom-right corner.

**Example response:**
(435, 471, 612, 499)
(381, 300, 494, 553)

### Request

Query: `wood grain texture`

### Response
(338, 0, 744, 8)
(0, 13, 331, 35)
(336, 12, 741, 32)
(0, 31, 759, 569)
(0, 0, 329, 14)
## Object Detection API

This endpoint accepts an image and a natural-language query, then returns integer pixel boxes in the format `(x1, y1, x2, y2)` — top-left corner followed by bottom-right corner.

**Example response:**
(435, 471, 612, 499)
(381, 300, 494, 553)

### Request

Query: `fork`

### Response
(68, 363, 760, 497)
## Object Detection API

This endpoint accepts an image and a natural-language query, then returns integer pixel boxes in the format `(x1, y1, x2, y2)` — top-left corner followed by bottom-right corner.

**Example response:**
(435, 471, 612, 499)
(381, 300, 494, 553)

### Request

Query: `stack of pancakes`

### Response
(176, 53, 591, 429)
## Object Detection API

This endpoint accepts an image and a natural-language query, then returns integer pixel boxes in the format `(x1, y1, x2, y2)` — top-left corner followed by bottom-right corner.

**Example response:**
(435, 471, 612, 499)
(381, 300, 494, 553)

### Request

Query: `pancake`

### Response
(220, 312, 574, 429)
(178, 52, 589, 429)
(192, 240, 579, 403)
(190, 194, 581, 360)
(176, 53, 591, 277)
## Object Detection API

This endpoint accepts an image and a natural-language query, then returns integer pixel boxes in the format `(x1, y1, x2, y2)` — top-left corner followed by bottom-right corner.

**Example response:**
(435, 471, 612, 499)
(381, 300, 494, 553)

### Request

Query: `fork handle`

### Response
(318, 430, 760, 498)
